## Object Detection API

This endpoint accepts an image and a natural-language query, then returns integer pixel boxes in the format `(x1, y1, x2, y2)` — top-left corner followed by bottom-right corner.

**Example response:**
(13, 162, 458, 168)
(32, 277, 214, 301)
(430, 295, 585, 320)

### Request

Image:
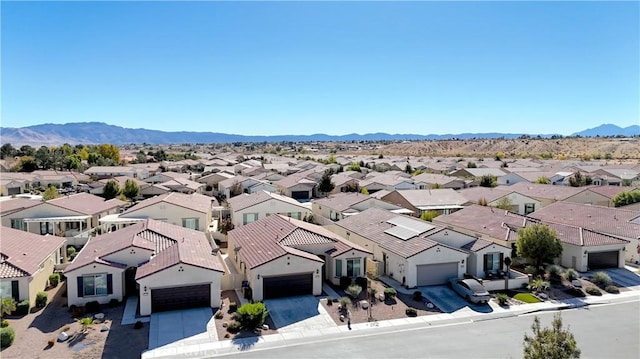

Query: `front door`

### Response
(125, 267, 138, 297)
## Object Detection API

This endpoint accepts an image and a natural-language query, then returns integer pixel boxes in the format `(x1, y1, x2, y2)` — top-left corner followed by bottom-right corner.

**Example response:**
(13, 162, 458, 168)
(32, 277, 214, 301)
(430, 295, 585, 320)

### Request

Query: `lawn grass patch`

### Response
(513, 293, 541, 303)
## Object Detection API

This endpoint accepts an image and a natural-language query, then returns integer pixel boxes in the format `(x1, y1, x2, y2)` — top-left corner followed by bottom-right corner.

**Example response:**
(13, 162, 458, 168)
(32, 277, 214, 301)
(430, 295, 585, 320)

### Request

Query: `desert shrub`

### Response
(133, 320, 144, 329)
(0, 320, 8, 328)
(85, 300, 100, 313)
(49, 273, 60, 287)
(0, 327, 15, 348)
(591, 272, 612, 288)
(339, 276, 352, 289)
(345, 285, 363, 299)
(325, 296, 333, 306)
(546, 265, 563, 283)
(368, 287, 378, 302)
(339, 296, 351, 309)
(214, 310, 224, 319)
(527, 279, 550, 293)
(47, 338, 55, 347)
(585, 287, 602, 296)
(564, 268, 579, 281)
(226, 321, 241, 334)
(384, 288, 397, 300)
(564, 286, 586, 297)
(235, 302, 268, 330)
(108, 299, 120, 307)
(67, 246, 76, 259)
(35, 292, 48, 308)
(524, 265, 537, 275)
(405, 307, 417, 317)
(495, 293, 509, 306)
(605, 285, 619, 294)
(69, 304, 85, 317)
(412, 291, 422, 301)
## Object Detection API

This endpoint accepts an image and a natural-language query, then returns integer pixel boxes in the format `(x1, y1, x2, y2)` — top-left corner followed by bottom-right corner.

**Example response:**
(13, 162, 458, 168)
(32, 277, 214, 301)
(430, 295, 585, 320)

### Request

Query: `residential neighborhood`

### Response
(1, 147, 639, 358)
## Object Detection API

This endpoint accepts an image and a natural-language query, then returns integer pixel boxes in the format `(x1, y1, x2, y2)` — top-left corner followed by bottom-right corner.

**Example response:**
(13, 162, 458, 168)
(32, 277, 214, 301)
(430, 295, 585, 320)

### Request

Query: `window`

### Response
(335, 259, 342, 277)
(0, 281, 12, 299)
(182, 218, 199, 230)
(347, 258, 361, 277)
(10, 219, 26, 231)
(81, 274, 109, 296)
(242, 213, 258, 225)
(484, 253, 503, 273)
(40, 222, 53, 235)
(524, 203, 535, 215)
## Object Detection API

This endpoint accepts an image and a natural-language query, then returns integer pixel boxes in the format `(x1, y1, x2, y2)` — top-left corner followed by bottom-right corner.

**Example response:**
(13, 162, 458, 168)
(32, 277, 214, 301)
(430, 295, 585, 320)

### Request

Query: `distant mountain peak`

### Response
(572, 124, 639, 137)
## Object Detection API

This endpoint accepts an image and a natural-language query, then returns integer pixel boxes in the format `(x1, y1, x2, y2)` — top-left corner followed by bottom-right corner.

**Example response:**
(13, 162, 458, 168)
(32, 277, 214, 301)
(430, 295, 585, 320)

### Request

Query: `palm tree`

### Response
(1, 298, 16, 317)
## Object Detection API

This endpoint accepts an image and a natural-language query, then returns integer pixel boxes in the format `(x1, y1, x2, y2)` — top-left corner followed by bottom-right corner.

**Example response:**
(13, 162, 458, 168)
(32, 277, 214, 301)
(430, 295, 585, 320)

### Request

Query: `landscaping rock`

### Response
(101, 325, 109, 332)
(58, 332, 69, 342)
(222, 322, 228, 328)
(571, 280, 582, 288)
(262, 324, 269, 330)
(426, 302, 435, 309)
(360, 300, 369, 309)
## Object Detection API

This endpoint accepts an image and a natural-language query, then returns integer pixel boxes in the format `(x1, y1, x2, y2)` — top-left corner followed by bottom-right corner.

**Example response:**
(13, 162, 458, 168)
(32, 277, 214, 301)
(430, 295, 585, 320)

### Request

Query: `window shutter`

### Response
(107, 274, 113, 295)
(77, 276, 84, 297)
(499, 253, 504, 270)
(483, 254, 489, 272)
(11, 280, 19, 302)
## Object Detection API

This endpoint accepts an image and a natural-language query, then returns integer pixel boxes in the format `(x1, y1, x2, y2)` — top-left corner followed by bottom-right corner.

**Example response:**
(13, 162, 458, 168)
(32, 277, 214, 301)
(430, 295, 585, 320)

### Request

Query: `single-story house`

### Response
(226, 190, 311, 227)
(378, 189, 467, 217)
(311, 192, 413, 222)
(457, 187, 542, 215)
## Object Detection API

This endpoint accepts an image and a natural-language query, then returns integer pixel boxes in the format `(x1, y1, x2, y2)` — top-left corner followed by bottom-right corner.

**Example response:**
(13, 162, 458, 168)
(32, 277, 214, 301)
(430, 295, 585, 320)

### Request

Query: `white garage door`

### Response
(416, 262, 458, 286)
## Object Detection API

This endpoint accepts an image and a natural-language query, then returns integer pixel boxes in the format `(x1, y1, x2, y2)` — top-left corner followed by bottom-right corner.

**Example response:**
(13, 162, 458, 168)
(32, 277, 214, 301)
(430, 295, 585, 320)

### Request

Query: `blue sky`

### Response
(2, 1, 638, 136)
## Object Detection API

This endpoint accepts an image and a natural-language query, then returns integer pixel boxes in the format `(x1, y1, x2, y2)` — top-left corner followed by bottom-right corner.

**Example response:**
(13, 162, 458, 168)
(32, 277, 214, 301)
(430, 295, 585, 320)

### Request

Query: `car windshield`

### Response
(465, 280, 486, 293)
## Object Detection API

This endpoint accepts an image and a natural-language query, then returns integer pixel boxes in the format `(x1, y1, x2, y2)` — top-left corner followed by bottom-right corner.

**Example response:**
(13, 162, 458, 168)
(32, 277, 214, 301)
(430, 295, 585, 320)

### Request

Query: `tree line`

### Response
(0, 143, 120, 172)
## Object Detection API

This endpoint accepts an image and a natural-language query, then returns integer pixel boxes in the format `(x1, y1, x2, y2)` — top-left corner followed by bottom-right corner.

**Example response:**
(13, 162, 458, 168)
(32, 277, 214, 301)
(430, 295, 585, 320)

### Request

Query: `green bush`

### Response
(591, 272, 612, 288)
(524, 265, 537, 275)
(67, 246, 76, 258)
(1, 319, 8, 328)
(35, 292, 48, 308)
(384, 288, 397, 300)
(235, 302, 268, 330)
(345, 285, 363, 299)
(0, 327, 15, 348)
(605, 285, 620, 294)
(226, 321, 241, 333)
(527, 279, 550, 293)
(15, 300, 29, 316)
(49, 273, 60, 288)
(495, 293, 509, 306)
(412, 291, 422, 301)
(339, 296, 351, 308)
(546, 265, 563, 283)
(405, 307, 417, 317)
(585, 287, 602, 296)
(564, 268, 579, 281)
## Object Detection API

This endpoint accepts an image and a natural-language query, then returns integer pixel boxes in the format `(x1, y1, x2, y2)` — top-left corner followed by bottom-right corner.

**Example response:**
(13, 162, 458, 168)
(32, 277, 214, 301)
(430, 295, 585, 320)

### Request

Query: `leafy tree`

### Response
(495, 197, 514, 211)
(77, 147, 89, 161)
(523, 314, 580, 359)
(479, 174, 498, 188)
(430, 183, 443, 189)
(235, 302, 268, 330)
(535, 177, 550, 184)
(35, 146, 52, 169)
(43, 186, 60, 201)
(420, 210, 439, 222)
(18, 145, 35, 157)
(347, 163, 361, 172)
(568, 171, 587, 187)
(1, 298, 16, 317)
(516, 224, 563, 270)
(122, 179, 140, 200)
(16, 156, 38, 172)
(102, 180, 121, 200)
(135, 151, 148, 164)
(64, 155, 82, 171)
(360, 187, 369, 195)
(98, 144, 121, 164)
(612, 189, 640, 207)
(0, 143, 16, 159)
(404, 163, 413, 174)
(318, 170, 335, 194)
(467, 161, 477, 168)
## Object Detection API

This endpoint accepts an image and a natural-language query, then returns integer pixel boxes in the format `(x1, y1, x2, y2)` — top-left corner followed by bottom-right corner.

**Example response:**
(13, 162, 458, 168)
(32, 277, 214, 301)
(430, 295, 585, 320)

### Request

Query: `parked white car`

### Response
(448, 278, 490, 304)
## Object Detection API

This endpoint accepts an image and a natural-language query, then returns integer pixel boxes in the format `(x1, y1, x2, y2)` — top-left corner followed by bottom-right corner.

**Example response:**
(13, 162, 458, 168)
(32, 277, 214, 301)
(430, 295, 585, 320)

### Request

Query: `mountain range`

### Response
(0, 122, 637, 146)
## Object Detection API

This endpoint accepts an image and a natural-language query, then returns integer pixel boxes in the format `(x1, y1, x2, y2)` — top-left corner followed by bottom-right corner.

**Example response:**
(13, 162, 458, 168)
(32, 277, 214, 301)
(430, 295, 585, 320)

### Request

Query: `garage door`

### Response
(151, 284, 211, 313)
(416, 262, 459, 286)
(263, 273, 313, 299)
(7, 187, 20, 195)
(588, 251, 619, 269)
(291, 191, 309, 200)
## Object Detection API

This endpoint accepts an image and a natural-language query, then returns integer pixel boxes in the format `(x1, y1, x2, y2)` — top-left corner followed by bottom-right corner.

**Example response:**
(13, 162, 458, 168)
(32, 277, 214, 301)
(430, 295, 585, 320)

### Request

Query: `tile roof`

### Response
(386, 189, 467, 207)
(334, 208, 464, 258)
(507, 182, 587, 201)
(123, 192, 214, 215)
(0, 227, 66, 278)
(457, 187, 513, 203)
(461, 238, 497, 252)
(527, 202, 640, 240)
(586, 186, 634, 199)
(535, 220, 629, 247)
(433, 205, 526, 242)
(227, 191, 307, 212)
(47, 193, 126, 215)
(312, 192, 370, 212)
(228, 215, 368, 269)
(0, 198, 41, 215)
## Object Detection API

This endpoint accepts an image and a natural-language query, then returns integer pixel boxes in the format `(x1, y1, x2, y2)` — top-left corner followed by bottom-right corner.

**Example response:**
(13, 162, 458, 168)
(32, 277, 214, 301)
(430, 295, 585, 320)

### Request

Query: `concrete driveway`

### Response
(419, 285, 493, 314)
(148, 307, 214, 350)
(585, 267, 640, 289)
(263, 295, 336, 333)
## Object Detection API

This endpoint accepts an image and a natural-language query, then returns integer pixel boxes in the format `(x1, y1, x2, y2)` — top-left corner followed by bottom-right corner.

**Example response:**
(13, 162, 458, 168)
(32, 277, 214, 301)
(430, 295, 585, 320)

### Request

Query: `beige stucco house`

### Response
(226, 190, 311, 228)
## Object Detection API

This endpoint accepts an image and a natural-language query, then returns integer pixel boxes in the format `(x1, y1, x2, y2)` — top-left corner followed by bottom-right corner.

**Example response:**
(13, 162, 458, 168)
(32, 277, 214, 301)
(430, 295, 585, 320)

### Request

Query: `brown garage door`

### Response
(588, 251, 619, 269)
(263, 273, 313, 299)
(416, 262, 458, 286)
(151, 284, 210, 313)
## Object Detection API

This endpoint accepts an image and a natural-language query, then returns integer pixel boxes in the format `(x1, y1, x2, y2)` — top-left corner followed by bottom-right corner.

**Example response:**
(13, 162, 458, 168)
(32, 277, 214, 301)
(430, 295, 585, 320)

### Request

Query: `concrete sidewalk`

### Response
(141, 289, 639, 359)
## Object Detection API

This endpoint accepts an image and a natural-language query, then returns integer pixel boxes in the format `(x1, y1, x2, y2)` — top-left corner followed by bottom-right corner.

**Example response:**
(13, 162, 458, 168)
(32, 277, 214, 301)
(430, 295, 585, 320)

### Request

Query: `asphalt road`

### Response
(210, 299, 640, 359)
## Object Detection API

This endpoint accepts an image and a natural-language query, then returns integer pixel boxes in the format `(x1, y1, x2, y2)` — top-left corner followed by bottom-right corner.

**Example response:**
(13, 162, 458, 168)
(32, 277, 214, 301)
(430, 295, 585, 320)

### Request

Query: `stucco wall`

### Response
(65, 263, 124, 306)
(102, 248, 154, 268)
(406, 247, 467, 288)
(121, 202, 209, 231)
(488, 193, 541, 215)
(137, 264, 223, 316)
(232, 199, 309, 227)
(469, 245, 512, 278)
(28, 253, 59, 305)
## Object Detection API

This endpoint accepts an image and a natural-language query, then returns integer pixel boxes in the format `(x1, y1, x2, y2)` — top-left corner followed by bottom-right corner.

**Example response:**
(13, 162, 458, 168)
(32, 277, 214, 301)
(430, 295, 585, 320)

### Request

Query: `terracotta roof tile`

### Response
(0, 227, 65, 278)
(47, 192, 126, 215)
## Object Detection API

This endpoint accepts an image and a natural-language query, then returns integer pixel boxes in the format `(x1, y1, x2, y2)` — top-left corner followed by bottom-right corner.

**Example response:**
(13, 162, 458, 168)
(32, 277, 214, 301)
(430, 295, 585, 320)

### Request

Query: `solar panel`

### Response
(386, 216, 434, 234)
(384, 226, 418, 240)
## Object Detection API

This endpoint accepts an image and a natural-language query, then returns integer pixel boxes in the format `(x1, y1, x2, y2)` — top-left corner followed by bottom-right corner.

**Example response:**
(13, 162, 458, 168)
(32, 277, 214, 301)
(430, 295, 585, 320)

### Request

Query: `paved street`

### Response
(210, 299, 639, 359)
